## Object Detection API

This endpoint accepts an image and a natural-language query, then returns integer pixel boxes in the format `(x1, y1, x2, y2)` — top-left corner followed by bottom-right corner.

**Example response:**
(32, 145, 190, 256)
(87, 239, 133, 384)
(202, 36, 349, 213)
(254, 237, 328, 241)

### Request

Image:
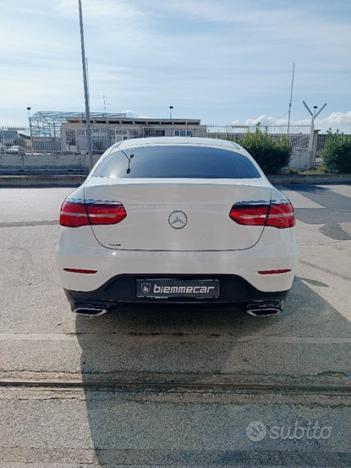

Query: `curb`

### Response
(269, 174, 351, 185)
(0, 174, 87, 187)
(0, 174, 350, 187)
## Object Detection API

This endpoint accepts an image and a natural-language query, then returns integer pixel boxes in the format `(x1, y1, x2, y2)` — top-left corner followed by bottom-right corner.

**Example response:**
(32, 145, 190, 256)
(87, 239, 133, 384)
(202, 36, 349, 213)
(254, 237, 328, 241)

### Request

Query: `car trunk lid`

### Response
(84, 177, 271, 251)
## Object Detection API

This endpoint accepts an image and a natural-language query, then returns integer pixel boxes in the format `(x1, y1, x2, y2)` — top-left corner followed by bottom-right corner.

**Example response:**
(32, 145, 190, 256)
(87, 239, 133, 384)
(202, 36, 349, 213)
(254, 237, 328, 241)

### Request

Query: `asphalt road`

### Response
(0, 184, 350, 466)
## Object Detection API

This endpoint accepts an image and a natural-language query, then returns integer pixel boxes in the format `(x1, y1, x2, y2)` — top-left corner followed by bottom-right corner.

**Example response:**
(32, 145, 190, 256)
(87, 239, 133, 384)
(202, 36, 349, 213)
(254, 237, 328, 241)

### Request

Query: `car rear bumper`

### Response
(64, 274, 290, 311)
(56, 225, 298, 294)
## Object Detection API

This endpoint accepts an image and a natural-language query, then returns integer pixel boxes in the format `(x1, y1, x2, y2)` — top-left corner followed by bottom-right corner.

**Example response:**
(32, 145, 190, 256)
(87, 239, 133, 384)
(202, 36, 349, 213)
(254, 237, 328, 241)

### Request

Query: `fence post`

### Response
(309, 129, 320, 167)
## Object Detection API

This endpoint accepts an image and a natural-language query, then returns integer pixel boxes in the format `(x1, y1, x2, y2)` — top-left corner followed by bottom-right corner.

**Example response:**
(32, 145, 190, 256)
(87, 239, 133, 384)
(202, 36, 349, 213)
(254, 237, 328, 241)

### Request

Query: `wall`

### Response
(0, 153, 100, 173)
(0, 148, 312, 173)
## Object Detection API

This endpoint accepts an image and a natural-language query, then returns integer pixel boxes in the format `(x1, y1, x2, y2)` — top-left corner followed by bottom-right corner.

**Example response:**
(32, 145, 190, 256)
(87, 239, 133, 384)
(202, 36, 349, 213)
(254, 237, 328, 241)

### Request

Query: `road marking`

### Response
(0, 220, 57, 228)
(318, 185, 351, 199)
(280, 189, 324, 209)
(1, 447, 350, 466)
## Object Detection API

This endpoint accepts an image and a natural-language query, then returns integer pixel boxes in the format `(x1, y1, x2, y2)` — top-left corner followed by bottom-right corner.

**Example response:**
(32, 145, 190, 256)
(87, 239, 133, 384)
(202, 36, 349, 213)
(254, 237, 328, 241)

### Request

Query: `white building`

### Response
(61, 116, 207, 153)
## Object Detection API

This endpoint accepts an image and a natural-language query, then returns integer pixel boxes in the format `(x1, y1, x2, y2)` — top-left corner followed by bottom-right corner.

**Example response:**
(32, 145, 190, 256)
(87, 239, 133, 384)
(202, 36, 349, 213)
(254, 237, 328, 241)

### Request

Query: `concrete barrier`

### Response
(0, 148, 319, 174)
(0, 149, 313, 173)
(0, 174, 86, 187)
(0, 153, 100, 174)
(1, 151, 350, 187)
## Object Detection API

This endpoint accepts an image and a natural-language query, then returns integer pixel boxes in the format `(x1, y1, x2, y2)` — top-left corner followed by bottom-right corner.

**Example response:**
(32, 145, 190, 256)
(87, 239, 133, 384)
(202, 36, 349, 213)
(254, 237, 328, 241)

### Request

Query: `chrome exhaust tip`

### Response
(246, 302, 282, 317)
(73, 307, 108, 317)
(246, 307, 281, 317)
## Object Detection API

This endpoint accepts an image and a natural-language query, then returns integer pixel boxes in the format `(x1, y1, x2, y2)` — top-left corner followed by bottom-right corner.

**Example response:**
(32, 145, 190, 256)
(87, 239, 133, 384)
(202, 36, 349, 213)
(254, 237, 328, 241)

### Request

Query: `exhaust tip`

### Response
(73, 307, 108, 317)
(246, 301, 282, 317)
(247, 308, 281, 317)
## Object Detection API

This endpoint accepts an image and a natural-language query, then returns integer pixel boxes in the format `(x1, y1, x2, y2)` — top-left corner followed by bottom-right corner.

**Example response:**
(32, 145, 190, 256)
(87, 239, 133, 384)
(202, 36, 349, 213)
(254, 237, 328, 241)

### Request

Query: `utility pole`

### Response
(78, 0, 94, 170)
(287, 62, 295, 135)
(303, 101, 327, 152)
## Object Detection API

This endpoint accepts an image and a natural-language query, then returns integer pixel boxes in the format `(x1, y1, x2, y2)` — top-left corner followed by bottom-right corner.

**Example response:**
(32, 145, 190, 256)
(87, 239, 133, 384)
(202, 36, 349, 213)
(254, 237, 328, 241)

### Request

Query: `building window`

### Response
(116, 128, 127, 135)
(144, 128, 165, 137)
(65, 129, 76, 145)
(174, 130, 192, 137)
(175, 130, 193, 137)
(128, 129, 140, 138)
(92, 128, 108, 135)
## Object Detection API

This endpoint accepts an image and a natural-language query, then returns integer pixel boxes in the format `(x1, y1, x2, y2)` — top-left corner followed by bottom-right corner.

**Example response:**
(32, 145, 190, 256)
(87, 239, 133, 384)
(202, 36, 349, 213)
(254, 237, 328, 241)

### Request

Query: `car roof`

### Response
(109, 136, 245, 154)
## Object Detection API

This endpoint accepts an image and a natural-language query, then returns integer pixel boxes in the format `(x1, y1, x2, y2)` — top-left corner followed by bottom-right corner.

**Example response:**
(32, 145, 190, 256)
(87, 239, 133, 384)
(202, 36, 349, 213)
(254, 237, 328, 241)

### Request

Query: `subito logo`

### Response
(246, 421, 267, 442)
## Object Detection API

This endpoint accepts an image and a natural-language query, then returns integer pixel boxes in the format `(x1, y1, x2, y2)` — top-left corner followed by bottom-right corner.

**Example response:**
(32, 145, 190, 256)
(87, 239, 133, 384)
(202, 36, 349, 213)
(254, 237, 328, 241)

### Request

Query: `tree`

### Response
(321, 130, 351, 173)
(236, 129, 292, 174)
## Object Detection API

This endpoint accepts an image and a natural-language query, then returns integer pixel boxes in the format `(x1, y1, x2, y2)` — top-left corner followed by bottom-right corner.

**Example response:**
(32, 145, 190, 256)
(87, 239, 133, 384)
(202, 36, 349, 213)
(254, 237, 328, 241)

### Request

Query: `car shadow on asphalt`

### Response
(286, 184, 351, 240)
(75, 277, 351, 465)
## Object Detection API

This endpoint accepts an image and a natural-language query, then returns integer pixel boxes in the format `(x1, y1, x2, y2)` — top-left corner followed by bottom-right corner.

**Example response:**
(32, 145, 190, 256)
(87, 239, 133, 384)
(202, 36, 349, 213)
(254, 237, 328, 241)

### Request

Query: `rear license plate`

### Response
(136, 279, 220, 299)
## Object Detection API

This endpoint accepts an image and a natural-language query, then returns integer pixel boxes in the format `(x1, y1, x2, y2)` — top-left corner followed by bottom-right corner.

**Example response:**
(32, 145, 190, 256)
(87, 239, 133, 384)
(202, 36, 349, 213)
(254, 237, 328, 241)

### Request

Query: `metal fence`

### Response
(1, 123, 313, 156)
(0, 126, 61, 155)
(207, 124, 312, 150)
(0, 127, 27, 152)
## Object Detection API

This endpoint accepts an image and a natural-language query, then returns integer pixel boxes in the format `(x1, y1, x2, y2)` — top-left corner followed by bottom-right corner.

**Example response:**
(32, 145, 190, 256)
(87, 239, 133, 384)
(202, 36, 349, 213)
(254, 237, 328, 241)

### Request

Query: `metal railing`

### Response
(207, 124, 312, 150)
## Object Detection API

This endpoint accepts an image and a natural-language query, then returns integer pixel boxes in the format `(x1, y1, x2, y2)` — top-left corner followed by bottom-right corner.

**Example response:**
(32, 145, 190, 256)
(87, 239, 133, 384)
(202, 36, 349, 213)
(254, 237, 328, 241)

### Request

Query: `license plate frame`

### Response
(136, 278, 220, 299)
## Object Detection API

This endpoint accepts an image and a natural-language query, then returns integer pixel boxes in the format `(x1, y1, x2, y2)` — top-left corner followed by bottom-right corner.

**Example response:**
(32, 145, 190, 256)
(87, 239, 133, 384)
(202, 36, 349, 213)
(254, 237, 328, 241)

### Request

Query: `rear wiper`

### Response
(121, 150, 134, 174)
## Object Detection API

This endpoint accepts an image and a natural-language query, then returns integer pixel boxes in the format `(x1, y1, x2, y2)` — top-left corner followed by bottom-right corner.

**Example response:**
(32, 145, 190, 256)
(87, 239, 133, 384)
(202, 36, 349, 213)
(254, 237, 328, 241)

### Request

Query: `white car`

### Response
(56, 137, 297, 317)
(7, 145, 22, 154)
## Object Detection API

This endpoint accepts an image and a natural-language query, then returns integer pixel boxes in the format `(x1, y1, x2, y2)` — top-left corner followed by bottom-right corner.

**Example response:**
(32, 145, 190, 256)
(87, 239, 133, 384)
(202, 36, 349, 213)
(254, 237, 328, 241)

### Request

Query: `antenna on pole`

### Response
(102, 95, 111, 116)
(303, 100, 327, 166)
(287, 62, 295, 134)
(302, 101, 313, 117)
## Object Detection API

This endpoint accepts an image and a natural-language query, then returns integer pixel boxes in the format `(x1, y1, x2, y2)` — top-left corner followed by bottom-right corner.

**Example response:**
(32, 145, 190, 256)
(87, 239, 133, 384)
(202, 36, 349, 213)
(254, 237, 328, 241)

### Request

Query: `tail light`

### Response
(229, 204, 269, 226)
(60, 200, 127, 227)
(229, 202, 295, 229)
(265, 202, 295, 228)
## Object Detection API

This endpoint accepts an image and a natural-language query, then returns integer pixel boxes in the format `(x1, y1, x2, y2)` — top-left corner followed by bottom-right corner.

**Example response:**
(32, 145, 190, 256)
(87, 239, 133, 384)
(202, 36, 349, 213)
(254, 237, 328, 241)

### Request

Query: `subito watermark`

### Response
(246, 420, 332, 442)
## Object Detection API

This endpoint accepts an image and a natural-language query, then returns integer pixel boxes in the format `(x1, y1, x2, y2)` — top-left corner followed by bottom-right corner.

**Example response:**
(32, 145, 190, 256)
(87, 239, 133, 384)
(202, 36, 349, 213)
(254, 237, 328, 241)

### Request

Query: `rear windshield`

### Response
(93, 145, 261, 179)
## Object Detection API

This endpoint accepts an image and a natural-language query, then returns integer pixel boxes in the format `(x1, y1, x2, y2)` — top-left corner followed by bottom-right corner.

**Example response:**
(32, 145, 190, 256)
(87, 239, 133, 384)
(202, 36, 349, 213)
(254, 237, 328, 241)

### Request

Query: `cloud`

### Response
(322, 111, 351, 128)
(239, 112, 351, 132)
(244, 115, 288, 126)
(0, 0, 350, 126)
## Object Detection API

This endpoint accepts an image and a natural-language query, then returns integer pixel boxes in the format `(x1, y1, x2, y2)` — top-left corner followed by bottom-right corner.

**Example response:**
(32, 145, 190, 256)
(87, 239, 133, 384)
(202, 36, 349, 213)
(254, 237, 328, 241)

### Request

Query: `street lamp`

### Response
(169, 106, 174, 136)
(27, 106, 33, 155)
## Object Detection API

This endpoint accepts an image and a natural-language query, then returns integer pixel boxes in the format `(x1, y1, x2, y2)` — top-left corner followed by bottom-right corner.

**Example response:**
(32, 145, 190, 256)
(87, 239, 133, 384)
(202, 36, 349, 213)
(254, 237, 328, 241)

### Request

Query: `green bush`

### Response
(236, 129, 292, 174)
(321, 131, 351, 173)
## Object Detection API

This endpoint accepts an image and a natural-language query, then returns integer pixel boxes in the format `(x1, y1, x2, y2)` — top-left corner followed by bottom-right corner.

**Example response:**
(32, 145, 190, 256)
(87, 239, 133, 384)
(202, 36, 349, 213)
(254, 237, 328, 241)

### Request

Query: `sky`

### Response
(1, 0, 351, 131)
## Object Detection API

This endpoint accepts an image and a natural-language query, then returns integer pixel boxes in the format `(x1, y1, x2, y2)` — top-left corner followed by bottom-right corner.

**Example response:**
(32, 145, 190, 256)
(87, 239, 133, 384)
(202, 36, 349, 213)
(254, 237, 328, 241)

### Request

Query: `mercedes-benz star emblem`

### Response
(168, 210, 188, 229)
